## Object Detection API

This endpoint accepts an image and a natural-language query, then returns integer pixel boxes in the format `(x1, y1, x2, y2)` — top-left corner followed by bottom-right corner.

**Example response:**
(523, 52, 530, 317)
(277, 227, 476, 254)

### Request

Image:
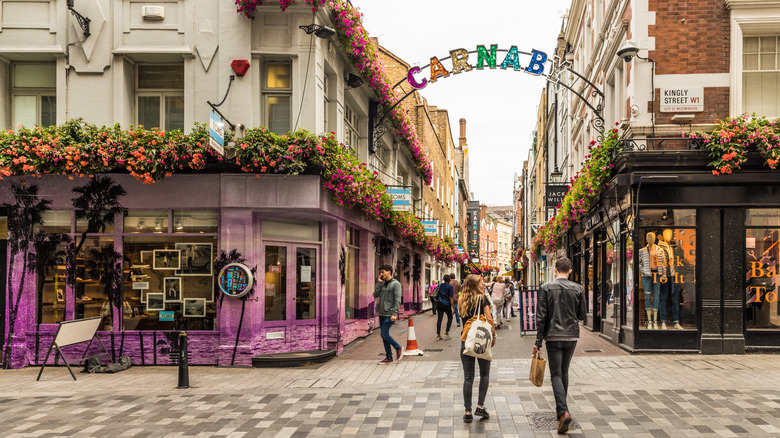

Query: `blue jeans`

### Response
(454, 304, 461, 325)
(380, 316, 401, 360)
(642, 275, 661, 311)
(659, 280, 672, 322)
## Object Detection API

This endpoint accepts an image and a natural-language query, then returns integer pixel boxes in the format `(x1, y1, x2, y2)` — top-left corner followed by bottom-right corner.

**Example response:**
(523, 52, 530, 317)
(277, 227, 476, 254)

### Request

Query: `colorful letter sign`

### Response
(218, 263, 253, 298)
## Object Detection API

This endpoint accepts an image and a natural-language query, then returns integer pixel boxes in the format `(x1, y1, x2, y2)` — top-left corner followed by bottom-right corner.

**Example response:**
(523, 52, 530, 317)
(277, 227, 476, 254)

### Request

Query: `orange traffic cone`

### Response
(403, 317, 424, 356)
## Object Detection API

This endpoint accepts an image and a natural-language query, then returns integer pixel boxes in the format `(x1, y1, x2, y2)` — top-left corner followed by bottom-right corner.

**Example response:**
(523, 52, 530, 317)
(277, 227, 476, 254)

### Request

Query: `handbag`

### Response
(529, 351, 546, 387)
(462, 299, 493, 361)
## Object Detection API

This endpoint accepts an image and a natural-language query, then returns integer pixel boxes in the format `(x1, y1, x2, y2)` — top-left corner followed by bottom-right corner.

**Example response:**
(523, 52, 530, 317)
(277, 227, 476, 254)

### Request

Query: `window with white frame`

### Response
(323, 74, 331, 134)
(12, 63, 56, 128)
(344, 104, 360, 155)
(743, 36, 780, 117)
(263, 61, 292, 134)
(136, 64, 184, 131)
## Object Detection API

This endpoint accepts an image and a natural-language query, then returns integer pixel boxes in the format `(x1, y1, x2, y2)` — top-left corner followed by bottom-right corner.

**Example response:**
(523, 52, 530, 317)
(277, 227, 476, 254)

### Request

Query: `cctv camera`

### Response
(617, 40, 640, 62)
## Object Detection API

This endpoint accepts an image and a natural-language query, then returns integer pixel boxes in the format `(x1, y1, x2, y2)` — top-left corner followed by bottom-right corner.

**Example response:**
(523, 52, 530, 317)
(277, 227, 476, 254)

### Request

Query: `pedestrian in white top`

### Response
(489, 277, 507, 327)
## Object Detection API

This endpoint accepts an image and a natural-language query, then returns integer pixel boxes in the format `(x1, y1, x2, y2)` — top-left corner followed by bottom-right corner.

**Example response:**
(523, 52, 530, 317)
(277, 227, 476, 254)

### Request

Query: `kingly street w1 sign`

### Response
(660, 87, 703, 112)
(209, 110, 225, 156)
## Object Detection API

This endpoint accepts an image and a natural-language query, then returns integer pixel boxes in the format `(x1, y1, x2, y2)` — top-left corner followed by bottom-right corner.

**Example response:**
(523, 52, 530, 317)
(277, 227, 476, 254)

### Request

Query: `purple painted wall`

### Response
(1, 174, 426, 368)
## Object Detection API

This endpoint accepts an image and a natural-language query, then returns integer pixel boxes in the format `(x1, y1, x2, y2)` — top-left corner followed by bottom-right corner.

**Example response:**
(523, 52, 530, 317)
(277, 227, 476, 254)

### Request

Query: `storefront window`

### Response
(124, 210, 168, 233)
(265, 245, 287, 321)
(745, 209, 780, 329)
(173, 210, 218, 234)
(625, 233, 634, 327)
(345, 227, 360, 320)
(637, 209, 697, 330)
(75, 237, 116, 330)
(35, 210, 71, 234)
(586, 246, 594, 315)
(296, 247, 316, 320)
(36, 237, 68, 324)
(606, 222, 620, 322)
(122, 236, 217, 331)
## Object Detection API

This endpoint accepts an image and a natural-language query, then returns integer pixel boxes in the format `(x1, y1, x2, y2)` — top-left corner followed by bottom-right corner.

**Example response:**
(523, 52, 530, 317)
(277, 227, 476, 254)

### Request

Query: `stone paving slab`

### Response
(3, 315, 780, 436)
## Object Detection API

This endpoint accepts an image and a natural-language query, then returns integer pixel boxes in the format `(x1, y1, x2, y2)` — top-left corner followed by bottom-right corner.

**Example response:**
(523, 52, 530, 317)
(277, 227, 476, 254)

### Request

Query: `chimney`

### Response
(459, 118, 467, 148)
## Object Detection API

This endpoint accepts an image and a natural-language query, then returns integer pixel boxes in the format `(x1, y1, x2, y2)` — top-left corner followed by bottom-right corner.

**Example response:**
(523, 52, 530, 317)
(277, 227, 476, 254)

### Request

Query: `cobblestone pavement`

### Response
(2, 314, 780, 437)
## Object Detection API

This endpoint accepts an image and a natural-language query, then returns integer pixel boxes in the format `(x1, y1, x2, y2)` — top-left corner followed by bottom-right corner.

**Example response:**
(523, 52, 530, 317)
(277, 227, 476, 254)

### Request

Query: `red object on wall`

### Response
(231, 59, 250, 77)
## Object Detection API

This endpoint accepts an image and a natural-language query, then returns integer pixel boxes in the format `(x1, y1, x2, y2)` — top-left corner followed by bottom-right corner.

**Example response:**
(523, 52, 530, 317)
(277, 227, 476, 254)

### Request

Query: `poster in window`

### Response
(184, 298, 206, 317)
(164, 277, 182, 302)
(175, 243, 213, 276)
(146, 293, 164, 311)
(153, 249, 181, 270)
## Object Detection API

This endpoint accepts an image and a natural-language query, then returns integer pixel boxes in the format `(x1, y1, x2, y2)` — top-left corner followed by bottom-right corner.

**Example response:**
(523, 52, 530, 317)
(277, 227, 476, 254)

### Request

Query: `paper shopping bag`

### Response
(529, 351, 546, 387)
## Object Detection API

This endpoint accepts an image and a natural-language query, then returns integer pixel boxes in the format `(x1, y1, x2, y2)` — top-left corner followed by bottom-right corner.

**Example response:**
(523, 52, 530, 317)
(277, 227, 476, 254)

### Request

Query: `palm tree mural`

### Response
(30, 233, 70, 324)
(84, 244, 123, 333)
(3, 183, 51, 369)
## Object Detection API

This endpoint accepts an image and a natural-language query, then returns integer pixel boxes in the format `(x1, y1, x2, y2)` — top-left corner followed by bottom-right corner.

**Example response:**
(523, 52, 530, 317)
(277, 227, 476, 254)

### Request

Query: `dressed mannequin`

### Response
(638, 232, 668, 329)
(657, 231, 674, 330)
(661, 229, 683, 329)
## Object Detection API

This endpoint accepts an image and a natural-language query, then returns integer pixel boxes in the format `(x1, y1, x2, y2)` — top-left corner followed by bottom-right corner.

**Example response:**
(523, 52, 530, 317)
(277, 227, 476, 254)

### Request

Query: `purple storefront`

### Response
(1, 173, 425, 368)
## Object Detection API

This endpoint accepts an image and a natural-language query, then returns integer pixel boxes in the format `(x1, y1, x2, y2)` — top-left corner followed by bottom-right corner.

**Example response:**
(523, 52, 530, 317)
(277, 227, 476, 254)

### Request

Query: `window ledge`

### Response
(726, 0, 780, 9)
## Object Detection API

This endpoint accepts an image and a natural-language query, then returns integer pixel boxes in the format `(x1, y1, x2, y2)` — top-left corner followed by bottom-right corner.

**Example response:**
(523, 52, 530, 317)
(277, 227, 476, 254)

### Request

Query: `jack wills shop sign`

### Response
(546, 185, 568, 210)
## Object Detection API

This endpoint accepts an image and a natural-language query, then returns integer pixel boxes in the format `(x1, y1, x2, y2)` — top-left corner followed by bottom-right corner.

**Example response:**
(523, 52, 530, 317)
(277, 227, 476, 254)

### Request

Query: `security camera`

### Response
(617, 40, 640, 62)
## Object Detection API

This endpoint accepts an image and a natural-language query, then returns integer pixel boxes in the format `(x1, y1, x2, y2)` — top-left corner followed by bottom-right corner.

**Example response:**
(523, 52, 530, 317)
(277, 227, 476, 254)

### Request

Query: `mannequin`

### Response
(661, 229, 683, 329)
(638, 232, 668, 329)
(657, 231, 674, 330)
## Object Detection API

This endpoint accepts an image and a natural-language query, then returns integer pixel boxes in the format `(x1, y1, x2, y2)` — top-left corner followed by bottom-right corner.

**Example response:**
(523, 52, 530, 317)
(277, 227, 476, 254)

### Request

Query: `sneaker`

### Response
(661, 322, 667, 330)
(443, 332, 451, 340)
(474, 406, 490, 419)
(396, 347, 403, 361)
(463, 413, 473, 423)
(557, 411, 572, 434)
(674, 322, 683, 329)
(436, 334, 442, 341)
(377, 358, 393, 365)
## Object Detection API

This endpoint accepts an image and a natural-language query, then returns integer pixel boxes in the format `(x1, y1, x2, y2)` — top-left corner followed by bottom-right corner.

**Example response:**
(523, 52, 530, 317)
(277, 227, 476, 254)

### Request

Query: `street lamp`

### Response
(618, 40, 656, 137)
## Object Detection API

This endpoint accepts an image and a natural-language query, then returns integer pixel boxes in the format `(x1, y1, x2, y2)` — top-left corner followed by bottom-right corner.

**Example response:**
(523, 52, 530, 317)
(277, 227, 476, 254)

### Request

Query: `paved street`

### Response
(2, 312, 780, 437)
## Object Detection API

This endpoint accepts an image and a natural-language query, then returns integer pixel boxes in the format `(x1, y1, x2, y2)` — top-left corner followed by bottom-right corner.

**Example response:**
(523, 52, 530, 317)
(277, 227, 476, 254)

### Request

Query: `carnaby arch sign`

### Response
(402, 45, 550, 90)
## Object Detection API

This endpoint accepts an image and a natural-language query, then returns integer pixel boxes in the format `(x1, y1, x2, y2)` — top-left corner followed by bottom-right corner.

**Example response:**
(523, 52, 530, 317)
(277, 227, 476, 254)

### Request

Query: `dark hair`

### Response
(379, 264, 393, 274)
(555, 257, 572, 273)
(449, 273, 456, 278)
(442, 274, 451, 283)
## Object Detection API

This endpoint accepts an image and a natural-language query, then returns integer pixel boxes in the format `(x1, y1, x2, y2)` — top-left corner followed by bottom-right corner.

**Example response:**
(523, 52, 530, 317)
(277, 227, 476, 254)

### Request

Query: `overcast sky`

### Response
(353, 0, 570, 205)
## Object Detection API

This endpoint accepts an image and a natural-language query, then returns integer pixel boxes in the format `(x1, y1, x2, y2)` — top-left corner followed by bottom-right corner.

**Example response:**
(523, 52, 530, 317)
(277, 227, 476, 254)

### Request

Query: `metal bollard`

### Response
(177, 331, 190, 389)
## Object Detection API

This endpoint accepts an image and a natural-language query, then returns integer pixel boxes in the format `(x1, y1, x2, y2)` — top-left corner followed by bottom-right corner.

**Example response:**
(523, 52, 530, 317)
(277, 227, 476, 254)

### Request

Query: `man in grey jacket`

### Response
(374, 264, 403, 364)
(532, 257, 586, 434)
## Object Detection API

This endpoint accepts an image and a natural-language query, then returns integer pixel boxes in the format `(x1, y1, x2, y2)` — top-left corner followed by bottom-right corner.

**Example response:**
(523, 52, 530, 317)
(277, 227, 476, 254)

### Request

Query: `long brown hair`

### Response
(458, 274, 485, 316)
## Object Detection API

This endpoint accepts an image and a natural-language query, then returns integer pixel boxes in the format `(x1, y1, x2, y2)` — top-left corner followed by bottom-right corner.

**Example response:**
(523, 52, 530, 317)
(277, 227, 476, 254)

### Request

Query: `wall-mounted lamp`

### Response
(66, 0, 91, 38)
(671, 114, 695, 124)
(617, 40, 655, 137)
(344, 72, 364, 89)
(299, 24, 336, 39)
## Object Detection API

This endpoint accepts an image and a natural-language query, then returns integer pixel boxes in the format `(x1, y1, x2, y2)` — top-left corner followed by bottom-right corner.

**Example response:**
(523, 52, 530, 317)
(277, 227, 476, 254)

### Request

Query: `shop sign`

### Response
(421, 220, 438, 236)
(218, 263, 254, 298)
(132, 281, 149, 290)
(546, 185, 568, 210)
(269, 265, 281, 273)
(159, 311, 174, 322)
(405, 45, 549, 90)
(660, 87, 703, 112)
(387, 188, 412, 212)
(209, 110, 225, 156)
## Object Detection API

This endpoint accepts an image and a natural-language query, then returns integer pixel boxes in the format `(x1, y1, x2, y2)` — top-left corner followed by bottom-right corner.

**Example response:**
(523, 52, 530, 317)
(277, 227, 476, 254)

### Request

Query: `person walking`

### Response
(489, 277, 507, 328)
(429, 280, 438, 316)
(373, 264, 403, 364)
(533, 257, 586, 434)
(450, 273, 462, 327)
(458, 274, 496, 423)
(503, 278, 514, 320)
(436, 275, 454, 340)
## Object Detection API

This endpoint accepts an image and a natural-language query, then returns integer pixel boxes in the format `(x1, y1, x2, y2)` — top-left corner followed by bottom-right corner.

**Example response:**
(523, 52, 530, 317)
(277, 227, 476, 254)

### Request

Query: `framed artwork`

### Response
(140, 289, 148, 303)
(164, 277, 182, 302)
(175, 243, 213, 276)
(153, 249, 181, 270)
(146, 293, 164, 311)
(140, 251, 154, 265)
(183, 298, 206, 317)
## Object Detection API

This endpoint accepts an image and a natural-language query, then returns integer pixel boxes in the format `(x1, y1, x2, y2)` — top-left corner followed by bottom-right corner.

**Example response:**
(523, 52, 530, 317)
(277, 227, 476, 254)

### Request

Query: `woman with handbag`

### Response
(459, 274, 496, 423)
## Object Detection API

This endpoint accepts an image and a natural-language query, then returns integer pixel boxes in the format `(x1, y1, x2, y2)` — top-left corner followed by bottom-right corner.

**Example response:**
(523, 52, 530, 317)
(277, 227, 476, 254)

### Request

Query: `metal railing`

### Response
(613, 137, 705, 159)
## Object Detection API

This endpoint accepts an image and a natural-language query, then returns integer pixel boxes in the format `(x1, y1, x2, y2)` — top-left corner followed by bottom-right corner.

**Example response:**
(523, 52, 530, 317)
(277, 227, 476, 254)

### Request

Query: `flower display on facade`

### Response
(235, 0, 434, 184)
(531, 127, 621, 260)
(690, 114, 780, 174)
(0, 120, 461, 263)
(235, 0, 326, 18)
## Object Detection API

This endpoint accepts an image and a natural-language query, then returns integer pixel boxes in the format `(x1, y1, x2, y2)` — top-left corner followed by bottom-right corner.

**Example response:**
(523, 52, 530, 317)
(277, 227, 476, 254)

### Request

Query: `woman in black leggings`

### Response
(458, 274, 496, 422)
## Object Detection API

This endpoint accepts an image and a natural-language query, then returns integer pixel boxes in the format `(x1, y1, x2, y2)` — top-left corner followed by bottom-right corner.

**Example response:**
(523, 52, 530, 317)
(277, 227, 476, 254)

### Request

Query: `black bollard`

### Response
(177, 331, 190, 389)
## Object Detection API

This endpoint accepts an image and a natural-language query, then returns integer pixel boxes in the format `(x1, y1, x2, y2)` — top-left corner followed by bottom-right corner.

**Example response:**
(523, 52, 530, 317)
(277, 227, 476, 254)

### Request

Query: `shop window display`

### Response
(637, 209, 697, 330)
(345, 227, 360, 320)
(606, 222, 620, 323)
(265, 245, 287, 321)
(745, 209, 780, 329)
(122, 235, 217, 331)
(625, 234, 634, 328)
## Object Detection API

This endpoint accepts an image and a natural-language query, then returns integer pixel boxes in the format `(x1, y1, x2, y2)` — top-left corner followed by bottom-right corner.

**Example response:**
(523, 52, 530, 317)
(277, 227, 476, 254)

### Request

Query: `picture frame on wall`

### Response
(183, 298, 206, 317)
(146, 293, 164, 311)
(153, 249, 181, 270)
(175, 243, 213, 276)
(164, 277, 182, 302)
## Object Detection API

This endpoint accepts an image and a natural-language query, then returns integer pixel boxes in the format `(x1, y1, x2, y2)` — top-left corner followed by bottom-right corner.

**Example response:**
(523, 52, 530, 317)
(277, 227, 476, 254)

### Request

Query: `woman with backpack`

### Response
(459, 274, 496, 423)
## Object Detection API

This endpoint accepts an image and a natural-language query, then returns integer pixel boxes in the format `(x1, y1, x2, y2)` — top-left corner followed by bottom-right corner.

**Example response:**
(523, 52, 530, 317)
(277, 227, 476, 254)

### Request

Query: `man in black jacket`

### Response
(532, 257, 586, 435)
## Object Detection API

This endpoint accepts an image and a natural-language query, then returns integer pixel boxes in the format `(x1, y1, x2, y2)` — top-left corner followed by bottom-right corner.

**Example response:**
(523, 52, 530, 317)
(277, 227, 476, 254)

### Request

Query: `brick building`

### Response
(540, 0, 780, 354)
